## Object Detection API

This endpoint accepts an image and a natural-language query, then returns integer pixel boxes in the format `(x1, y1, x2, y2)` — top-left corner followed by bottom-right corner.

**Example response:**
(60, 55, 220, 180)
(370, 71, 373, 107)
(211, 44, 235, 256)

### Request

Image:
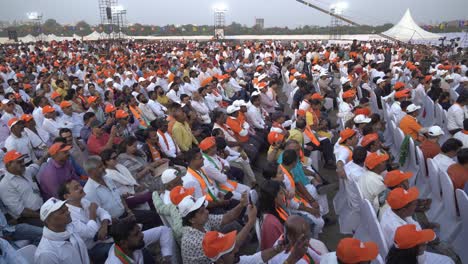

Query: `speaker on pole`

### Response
(106, 7, 112, 20)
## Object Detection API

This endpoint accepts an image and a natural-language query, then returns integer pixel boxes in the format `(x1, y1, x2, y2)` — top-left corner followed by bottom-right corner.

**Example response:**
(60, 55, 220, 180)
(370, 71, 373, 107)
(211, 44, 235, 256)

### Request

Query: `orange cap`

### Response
(23, 83, 32, 89)
(199, 136, 216, 151)
(395, 89, 410, 99)
(297, 109, 306, 117)
(3, 150, 25, 164)
(51, 91, 61, 100)
(310, 93, 324, 100)
(354, 108, 371, 116)
(16, 73, 24, 78)
(387, 187, 419, 209)
(201, 77, 213, 87)
(342, 90, 356, 99)
(87, 96, 98, 104)
(59, 101, 72, 108)
(336, 238, 379, 263)
(170, 186, 195, 205)
(424, 75, 432, 82)
(48, 142, 72, 155)
(267, 132, 285, 145)
(339, 128, 356, 144)
(21, 114, 33, 122)
(115, 109, 129, 119)
(7, 117, 22, 128)
(202, 231, 237, 261)
(360, 133, 379, 147)
(97, 79, 105, 84)
(393, 82, 405, 90)
(105, 104, 116, 113)
(42, 105, 56, 114)
(384, 170, 413, 188)
(365, 152, 389, 170)
(394, 224, 435, 249)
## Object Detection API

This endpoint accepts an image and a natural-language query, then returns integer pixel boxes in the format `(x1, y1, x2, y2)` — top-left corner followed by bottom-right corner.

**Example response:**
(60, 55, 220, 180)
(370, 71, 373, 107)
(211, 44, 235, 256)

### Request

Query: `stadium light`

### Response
(27, 12, 40, 20)
(213, 3, 228, 12)
(330, 2, 348, 13)
(112, 5, 126, 14)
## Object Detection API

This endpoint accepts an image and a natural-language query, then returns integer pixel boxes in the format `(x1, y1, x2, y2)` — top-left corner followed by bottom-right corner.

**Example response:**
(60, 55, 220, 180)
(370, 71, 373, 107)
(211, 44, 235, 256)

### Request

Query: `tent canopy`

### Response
(382, 9, 440, 42)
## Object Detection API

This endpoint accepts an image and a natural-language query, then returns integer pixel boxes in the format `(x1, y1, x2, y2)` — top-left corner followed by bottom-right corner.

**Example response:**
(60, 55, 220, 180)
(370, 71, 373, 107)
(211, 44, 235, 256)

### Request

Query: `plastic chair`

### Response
(414, 146, 430, 198)
(425, 159, 444, 221)
(436, 171, 461, 243)
(333, 178, 347, 216)
(354, 199, 389, 258)
(434, 103, 444, 127)
(421, 97, 435, 127)
(401, 137, 419, 184)
(452, 189, 468, 264)
(369, 91, 381, 116)
(309, 238, 329, 255)
(338, 180, 363, 234)
(17, 244, 37, 264)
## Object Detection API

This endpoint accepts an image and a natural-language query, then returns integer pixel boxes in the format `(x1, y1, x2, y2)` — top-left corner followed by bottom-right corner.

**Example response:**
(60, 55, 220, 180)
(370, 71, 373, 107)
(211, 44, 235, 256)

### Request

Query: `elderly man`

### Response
(35, 197, 90, 264)
(433, 138, 463, 173)
(171, 104, 198, 152)
(38, 142, 84, 199)
(87, 120, 121, 156)
(4, 117, 36, 165)
(42, 105, 74, 138)
(358, 152, 389, 212)
(447, 93, 468, 134)
(60, 100, 84, 137)
(87, 96, 105, 123)
(0, 150, 48, 226)
(58, 179, 113, 264)
(83, 156, 163, 230)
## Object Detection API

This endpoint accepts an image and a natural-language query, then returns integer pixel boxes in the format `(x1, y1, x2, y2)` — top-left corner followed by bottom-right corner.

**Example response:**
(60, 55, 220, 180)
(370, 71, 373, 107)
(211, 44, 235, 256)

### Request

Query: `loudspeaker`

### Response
(7, 30, 18, 42)
(106, 7, 112, 20)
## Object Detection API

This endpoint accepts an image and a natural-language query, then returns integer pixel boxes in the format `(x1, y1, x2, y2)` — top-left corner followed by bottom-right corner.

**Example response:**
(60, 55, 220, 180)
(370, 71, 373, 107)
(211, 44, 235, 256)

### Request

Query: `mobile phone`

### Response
(224, 191, 233, 200)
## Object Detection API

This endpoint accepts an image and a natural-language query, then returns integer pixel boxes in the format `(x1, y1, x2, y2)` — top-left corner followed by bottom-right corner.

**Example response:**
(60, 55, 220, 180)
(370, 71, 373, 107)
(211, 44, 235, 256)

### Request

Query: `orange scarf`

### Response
(187, 168, 215, 202)
(146, 141, 161, 161)
(304, 127, 320, 147)
(129, 106, 148, 128)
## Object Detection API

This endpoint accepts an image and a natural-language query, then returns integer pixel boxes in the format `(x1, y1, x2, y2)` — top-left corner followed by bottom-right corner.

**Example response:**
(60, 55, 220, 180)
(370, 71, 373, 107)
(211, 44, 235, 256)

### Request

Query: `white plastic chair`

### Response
(354, 199, 389, 258)
(421, 97, 435, 127)
(401, 137, 419, 185)
(17, 244, 37, 264)
(310, 150, 321, 172)
(434, 103, 444, 127)
(309, 238, 329, 255)
(452, 189, 468, 264)
(414, 146, 430, 198)
(333, 178, 347, 216)
(369, 91, 380, 115)
(338, 179, 363, 234)
(425, 159, 444, 221)
(436, 171, 461, 242)
(449, 88, 459, 102)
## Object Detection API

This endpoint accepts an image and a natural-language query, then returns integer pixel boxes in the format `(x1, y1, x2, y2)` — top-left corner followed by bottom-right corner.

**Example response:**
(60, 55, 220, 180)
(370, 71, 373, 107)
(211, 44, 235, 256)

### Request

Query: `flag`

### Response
(439, 23, 445, 30)
(193, 26, 198, 32)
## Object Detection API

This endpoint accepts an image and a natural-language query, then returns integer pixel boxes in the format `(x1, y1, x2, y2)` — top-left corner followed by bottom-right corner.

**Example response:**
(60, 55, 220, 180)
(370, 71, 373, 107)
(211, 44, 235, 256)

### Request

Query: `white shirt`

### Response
(432, 153, 456, 174)
(66, 199, 112, 249)
(166, 89, 181, 103)
(138, 103, 157, 122)
(42, 117, 74, 138)
(147, 99, 167, 118)
(84, 176, 125, 218)
(157, 131, 178, 158)
(4, 132, 36, 164)
(246, 104, 266, 129)
(0, 165, 43, 218)
(191, 100, 211, 124)
(105, 226, 174, 264)
(358, 170, 386, 212)
(337, 102, 354, 123)
(447, 103, 468, 131)
(60, 113, 84, 138)
(412, 84, 426, 107)
(453, 130, 468, 148)
(33, 107, 45, 127)
(380, 207, 421, 247)
(204, 93, 222, 111)
(391, 101, 406, 124)
(334, 144, 352, 164)
(182, 168, 220, 200)
(24, 127, 50, 149)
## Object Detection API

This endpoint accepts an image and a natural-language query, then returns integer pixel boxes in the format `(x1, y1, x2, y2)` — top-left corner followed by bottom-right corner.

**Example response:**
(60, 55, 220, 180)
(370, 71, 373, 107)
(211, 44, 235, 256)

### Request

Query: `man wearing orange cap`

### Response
(0, 149, 48, 226)
(22, 114, 51, 157)
(338, 89, 356, 124)
(360, 133, 384, 154)
(358, 152, 389, 211)
(42, 105, 74, 138)
(5, 117, 37, 165)
(87, 95, 105, 123)
(1, 98, 22, 123)
(334, 128, 358, 178)
(390, 89, 411, 123)
(199, 137, 250, 201)
(413, 75, 432, 107)
(380, 187, 421, 247)
(60, 100, 84, 137)
(387, 224, 454, 263)
(399, 103, 428, 142)
(320, 237, 379, 264)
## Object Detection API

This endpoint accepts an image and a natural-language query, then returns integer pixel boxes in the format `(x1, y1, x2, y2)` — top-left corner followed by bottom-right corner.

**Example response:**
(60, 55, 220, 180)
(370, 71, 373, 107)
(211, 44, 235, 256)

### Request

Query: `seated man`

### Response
(35, 198, 90, 264)
(447, 148, 468, 190)
(320, 237, 379, 264)
(105, 219, 174, 264)
(83, 156, 162, 230)
(419, 126, 444, 160)
(0, 150, 47, 226)
(433, 138, 463, 173)
(453, 119, 468, 148)
(87, 120, 122, 156)
(399, 104, 429, 142)
(37, 142, 85, 200)
(334, 128, 359, 179)
(358, 152, 389, 212)
(199, 137, 250, 201)
(58, 179, 113, 264)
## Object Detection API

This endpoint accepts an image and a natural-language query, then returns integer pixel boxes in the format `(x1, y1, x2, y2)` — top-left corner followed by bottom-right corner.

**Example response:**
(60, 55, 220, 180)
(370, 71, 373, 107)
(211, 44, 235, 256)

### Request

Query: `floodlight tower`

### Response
(213, 4, 228, 39)
(98, 0, 118, 40)
(329, 2, 348, 40)
(112, 5, 127, 39)
(27, 12, 43, 41)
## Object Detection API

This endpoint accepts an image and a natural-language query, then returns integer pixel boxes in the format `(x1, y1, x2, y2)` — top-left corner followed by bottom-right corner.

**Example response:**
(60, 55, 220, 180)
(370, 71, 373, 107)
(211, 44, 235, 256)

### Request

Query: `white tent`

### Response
(382, 9, 440, 42)
(20, 34, 36, 43)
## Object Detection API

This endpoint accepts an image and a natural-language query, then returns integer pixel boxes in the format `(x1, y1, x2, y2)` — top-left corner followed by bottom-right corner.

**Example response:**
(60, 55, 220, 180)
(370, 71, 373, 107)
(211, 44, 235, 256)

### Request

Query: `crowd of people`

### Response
(0, 37, 466, 264)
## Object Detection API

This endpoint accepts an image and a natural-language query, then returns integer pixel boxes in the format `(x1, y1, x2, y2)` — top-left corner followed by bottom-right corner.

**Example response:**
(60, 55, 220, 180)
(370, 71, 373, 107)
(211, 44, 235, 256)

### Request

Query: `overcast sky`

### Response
(0, 0, 466, 27)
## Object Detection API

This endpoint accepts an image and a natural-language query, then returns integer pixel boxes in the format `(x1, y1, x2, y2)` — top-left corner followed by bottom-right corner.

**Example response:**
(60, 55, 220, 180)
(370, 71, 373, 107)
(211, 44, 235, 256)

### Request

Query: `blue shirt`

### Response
(277, 153, 309, 186)
(0, 238, 27, 264)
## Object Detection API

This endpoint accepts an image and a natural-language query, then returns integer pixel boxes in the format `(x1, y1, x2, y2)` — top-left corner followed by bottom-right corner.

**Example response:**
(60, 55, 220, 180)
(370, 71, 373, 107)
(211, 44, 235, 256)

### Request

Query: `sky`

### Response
(0, 0, 466, 28)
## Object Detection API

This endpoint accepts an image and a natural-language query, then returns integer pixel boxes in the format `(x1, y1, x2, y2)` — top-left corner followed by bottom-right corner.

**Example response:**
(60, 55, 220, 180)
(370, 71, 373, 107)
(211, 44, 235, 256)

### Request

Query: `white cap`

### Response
(445, 75, 454, 81)
(429, 68, 437, 74)
(148, 76, 155, 82)
(340, 76, 350, 85)
(233, 100, 247, 107)
(105, 78, 114, 84)
(138, 77, 146, 83)
(178, 196, 207, 217)
(251, 91, 261, 96)
(293, 72, 302, 77)
(161, 169, 179, 184)
(428, 126, 445, 137)
(226, 105, 241, 114)
(253, 72, 261, 77)
(439, 70, 448, 75)
(1, 99, 11, 105)
(353, 114, 371, 124)
(376, 78, 385, 85)
(319, 71, 328, 77)
(258, 73, 268, 82)
(40, 197, 67, 221)
(125, 71, 133, 76)
(406, 104, 421, 113)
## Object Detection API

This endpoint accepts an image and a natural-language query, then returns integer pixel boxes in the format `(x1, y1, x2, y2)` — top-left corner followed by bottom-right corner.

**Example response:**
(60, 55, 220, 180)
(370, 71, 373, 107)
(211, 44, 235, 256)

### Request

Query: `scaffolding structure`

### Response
(329, 8, 343, 40)
(98, 0, 127, 39)
(214, 8, 226, 39)
(27, 12, 44, 41)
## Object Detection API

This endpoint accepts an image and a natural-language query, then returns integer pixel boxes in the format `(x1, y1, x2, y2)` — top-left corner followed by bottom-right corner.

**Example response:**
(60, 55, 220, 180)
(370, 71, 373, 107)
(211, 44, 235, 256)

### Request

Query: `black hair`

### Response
(110, 219, 139, 245)
(212, 110, 225, 122)
(282, 149, 298, 166)
(296, 118, 306, 130)
(352, 146, 368, 165)
(441, 138, 463, 154)
(263, 162, 279, 180)
(100, 148, 116, 165)
(83, 112, 96, 123)
(59, 128, 72, 136)
(258, 180, 285, 223)
(362, 124, 374, 136)
(57, 179, 75, 200)
(215, 137, 227, 150)
(180, 94, 189, 101)
(32, 96, 44, 107)
(118, 136, 138, 154)
(211, 128, 223, 137)
(457, 148, 468, 165)
(185, 147, 201, 163)
(401, 101, 412, 111)
(53, 137, 67, 144)
(385, 245, 419, 264)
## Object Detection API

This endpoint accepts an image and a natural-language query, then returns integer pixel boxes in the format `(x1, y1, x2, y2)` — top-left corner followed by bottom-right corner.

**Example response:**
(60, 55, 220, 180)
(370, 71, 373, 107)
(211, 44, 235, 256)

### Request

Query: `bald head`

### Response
(285, 215, 310, 242)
